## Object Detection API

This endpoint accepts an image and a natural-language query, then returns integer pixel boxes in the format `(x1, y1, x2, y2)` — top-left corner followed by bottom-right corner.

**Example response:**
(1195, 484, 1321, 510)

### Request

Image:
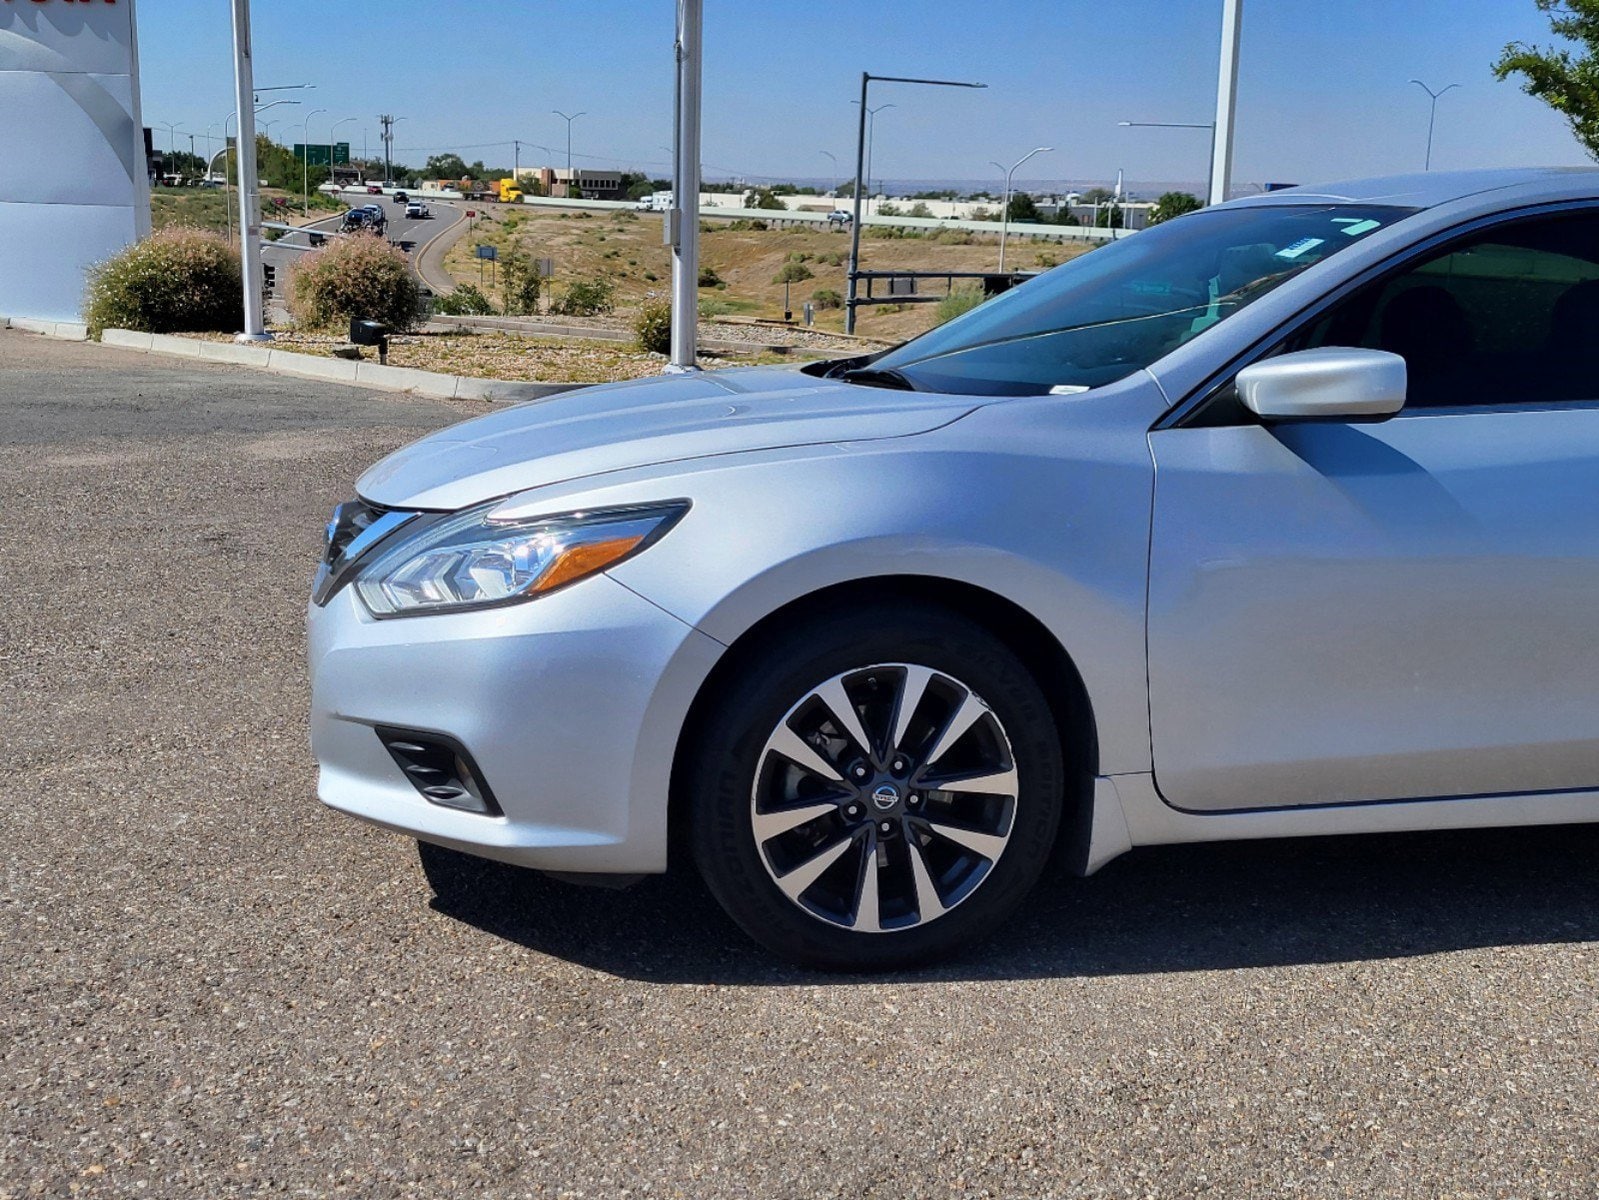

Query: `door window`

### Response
(1297, 210, 1599, 409)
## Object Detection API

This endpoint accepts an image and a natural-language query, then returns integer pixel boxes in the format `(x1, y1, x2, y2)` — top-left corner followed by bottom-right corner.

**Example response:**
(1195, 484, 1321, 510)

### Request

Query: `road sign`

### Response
(465, 210, 476, 218)
(292, 143, 351, 167)
(535, 257, 554, 277)
(475, 244, 497, 261)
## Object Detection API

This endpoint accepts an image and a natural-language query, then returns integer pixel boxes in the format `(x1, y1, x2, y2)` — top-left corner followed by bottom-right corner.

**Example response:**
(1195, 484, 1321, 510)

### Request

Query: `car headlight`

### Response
(353, 500, 689, 618)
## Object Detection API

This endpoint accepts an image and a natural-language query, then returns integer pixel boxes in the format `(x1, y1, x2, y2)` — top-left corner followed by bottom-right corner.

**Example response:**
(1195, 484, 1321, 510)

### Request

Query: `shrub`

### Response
(549, 277, 615, 316)
(810, 288, 843, 309)
(697, 264, 724, 288)
(288, 233, 421, 331)
(633, 300, 672, 354)
(772, 262, 813, 284)
(434, 283, 496, 316)
(84, 227, 242, 338)
(876, 202, 901, 216)
(500, 249, 542, 316)
(697, 296, 732, 317)
(907, 202, 934, 218)
(936, 287, 986, 324)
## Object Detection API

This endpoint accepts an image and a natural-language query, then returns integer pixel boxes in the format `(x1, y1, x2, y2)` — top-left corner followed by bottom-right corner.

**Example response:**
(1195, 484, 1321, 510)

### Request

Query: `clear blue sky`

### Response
(137, 0, 1592, 190)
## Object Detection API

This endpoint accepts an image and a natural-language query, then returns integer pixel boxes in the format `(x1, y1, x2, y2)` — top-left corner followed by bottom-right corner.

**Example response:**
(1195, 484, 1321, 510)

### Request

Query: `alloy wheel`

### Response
(750, 663, 1019, 933)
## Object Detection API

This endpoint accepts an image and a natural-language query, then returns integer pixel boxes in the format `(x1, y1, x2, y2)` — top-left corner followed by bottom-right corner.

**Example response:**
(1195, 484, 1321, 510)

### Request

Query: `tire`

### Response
(687, 604, 1067, 971)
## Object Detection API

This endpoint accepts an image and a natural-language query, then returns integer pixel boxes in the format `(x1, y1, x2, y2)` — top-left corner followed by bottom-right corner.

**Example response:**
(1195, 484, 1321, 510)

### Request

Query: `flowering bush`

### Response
(83, 227, 242, 338)
(288, 232, 421, 332)
(633, 300, 672, 354)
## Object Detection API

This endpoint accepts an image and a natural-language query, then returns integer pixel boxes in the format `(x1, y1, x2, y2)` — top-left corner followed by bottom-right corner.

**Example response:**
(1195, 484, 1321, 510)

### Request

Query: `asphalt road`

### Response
(264, 192, 466, 301)
(3, 329, 1599, 1197)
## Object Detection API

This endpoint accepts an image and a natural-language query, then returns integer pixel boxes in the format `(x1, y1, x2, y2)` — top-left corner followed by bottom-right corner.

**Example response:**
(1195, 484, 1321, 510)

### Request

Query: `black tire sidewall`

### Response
(688, 605, 1066, 970)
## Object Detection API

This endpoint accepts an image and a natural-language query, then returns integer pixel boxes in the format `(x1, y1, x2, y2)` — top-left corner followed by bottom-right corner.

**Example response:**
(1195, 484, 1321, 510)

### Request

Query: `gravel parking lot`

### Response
(3, 329, 1597, 1198)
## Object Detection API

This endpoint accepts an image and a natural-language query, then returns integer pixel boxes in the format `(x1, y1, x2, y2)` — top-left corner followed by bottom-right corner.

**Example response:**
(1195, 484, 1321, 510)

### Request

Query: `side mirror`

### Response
(1237, 347, 1407, 422)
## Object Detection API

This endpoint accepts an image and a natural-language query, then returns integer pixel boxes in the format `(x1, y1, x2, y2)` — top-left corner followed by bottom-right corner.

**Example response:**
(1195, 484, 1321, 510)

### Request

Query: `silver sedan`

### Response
(309, 168, 1599, 969)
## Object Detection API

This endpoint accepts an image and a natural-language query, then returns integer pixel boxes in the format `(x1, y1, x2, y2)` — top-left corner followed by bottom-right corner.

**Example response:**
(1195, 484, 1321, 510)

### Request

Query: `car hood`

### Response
(356, 367, 981, 510)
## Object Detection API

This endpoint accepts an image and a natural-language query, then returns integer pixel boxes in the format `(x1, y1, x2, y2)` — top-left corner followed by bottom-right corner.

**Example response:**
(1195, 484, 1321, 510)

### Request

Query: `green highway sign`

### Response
(292, 142, 351, 167)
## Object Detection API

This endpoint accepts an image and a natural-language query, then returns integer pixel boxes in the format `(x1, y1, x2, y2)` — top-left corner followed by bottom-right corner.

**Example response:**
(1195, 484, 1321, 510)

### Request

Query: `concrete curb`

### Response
(96, 329, 579, 404)
(2, 316, 90, 341)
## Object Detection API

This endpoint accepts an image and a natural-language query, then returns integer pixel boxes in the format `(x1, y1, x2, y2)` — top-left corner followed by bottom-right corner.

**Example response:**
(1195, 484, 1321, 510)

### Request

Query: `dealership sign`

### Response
(0, 0, 148, 322)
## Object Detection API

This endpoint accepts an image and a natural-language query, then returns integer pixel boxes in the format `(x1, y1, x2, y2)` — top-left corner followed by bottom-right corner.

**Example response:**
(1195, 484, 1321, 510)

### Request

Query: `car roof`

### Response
(1224, 167, 1599, 210)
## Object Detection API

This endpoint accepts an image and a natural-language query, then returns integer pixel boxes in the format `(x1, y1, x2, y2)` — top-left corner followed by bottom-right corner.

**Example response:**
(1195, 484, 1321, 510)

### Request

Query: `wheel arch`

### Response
(666, 574, 1100, 873)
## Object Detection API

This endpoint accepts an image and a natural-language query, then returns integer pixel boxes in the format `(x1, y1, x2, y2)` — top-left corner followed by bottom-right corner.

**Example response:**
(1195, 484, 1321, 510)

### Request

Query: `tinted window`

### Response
(1296, 210, 1599, 408)
(866, 204, 1409, 396)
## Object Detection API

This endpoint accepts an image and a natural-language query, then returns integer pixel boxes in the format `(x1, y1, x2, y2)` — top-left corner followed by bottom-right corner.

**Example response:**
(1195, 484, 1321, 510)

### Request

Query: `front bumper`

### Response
(307, 572, 724, 873)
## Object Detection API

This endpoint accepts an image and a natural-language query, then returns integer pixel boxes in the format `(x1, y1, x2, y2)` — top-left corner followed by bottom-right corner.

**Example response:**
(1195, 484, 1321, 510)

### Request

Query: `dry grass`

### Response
(178, 328, 815, 384)
(444, 206, 1092, 341)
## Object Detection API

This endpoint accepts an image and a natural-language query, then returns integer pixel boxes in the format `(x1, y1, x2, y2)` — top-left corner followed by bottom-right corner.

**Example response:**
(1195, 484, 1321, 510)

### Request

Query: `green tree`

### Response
(744, 186, 786, 210)
(1005, 192, 1041, 222)
(425, 153, 470, 179)
(1150, 191, 1204, 224)
(1494, 1, 1599, 158)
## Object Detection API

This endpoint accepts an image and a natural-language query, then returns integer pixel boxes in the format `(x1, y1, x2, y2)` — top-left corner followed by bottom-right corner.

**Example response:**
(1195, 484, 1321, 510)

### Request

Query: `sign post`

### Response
(230, 0, 270, 341)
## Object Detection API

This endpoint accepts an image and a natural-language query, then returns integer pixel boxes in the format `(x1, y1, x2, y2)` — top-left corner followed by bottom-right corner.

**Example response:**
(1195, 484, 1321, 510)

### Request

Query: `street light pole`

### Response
(852, 102, 895, 215)
(301, 107, 326, 215)
(229, 0, 270, 342)
(819, 150, 839, 194)
(329, 116, 355, 188)
(1209, 0, 1243, 206)
(667, 0, 702, 372)
(845, 73, 987, 334)
(552, 109, 586, 184)
(991, 146, 1052, 273)
(1409, 79, 1460, 171)
(158, 122, 183, 177)
(1118, 120, 1216, 201)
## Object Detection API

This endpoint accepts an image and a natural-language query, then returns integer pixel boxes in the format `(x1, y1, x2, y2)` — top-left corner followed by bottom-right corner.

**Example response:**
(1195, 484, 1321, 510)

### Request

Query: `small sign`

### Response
(475, 244, 497, 261)
(535, 257, 554, 277)
(888, 276, 917, 296)
(465, 210, 476, 218)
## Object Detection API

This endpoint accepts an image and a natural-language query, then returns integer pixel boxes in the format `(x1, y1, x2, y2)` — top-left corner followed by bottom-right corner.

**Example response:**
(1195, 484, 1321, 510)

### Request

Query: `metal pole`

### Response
(1209, 0, 1242, 206)
(999, 164, 1013, 272)
(230, 0, 270, 341)
(667, 0, 701, 370)
(845, 72, 869, 334)
(301, 108, 325, 215)
(224, 111, 236, 247)
(1409, 80, 1459, 171)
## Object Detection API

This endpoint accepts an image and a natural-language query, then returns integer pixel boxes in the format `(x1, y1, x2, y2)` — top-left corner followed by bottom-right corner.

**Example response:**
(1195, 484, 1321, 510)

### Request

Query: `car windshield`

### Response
(865, 203, 1412, 395)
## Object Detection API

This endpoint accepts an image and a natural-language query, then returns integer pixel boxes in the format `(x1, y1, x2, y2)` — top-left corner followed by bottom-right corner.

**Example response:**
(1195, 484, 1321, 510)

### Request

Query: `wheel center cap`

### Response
(870, 783, 901, 811)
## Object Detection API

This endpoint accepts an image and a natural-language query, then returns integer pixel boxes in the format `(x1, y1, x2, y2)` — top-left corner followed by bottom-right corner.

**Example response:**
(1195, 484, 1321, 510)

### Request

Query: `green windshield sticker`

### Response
(1276, 237, 1325, 260)
(1334, 218, 1382, 237)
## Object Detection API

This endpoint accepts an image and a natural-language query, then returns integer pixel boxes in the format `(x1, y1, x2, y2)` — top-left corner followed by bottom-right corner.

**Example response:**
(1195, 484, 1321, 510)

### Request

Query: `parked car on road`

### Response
(309, 169, 1599, 969)
(827, 208, 852, 226)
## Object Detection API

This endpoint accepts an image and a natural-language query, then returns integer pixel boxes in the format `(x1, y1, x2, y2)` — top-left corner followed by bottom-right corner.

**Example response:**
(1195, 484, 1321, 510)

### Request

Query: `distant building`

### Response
(529, 166, 624, 200)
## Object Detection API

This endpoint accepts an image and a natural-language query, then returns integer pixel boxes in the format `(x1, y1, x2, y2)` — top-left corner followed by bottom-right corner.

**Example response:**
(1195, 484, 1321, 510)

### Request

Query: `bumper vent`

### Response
(375, 726, 503, 816)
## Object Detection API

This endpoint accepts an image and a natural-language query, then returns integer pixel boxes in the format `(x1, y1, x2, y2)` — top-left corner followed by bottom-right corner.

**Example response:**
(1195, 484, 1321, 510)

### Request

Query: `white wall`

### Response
(0, 0, 149, 322)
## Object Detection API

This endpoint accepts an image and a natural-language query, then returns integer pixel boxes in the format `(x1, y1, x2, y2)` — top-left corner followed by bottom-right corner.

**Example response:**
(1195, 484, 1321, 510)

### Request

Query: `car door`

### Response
(1146, 207, 1599, 812)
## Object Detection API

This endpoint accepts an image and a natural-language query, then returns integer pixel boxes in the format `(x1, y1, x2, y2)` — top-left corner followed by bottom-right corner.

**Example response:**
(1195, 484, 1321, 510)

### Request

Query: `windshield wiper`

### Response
(840, 366, 919, 391)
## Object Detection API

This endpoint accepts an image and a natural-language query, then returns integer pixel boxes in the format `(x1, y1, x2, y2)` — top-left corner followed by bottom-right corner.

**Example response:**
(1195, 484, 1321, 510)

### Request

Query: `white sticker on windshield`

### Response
(1276, 237, 1325, 260)
(1335, 218, 1381, 237)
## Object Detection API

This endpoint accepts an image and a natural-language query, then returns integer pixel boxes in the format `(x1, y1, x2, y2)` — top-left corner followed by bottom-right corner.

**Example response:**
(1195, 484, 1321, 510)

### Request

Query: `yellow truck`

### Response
(496, 178, 523, 204)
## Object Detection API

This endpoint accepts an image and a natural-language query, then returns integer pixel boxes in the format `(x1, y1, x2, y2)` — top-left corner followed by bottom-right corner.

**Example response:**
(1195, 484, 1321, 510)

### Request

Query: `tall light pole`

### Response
(157, 122, 183, 177)
(1409, 79, 1460, 171)
(851, 101, 896, 214)
(1209, 0, 1242, 206)
(819, 150, 840, 194)
(992, 146, 1052, 273)
(1119, 120, 1215, 200)
(552, 109, 586, 190)
(329, 116, 356, 187)
(846, 73, 987, 334)
(667, 3, 701, 371)
(222, 98, 297, 245)
(229, 0, 270, 342)
(301, 107, 326, 215)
